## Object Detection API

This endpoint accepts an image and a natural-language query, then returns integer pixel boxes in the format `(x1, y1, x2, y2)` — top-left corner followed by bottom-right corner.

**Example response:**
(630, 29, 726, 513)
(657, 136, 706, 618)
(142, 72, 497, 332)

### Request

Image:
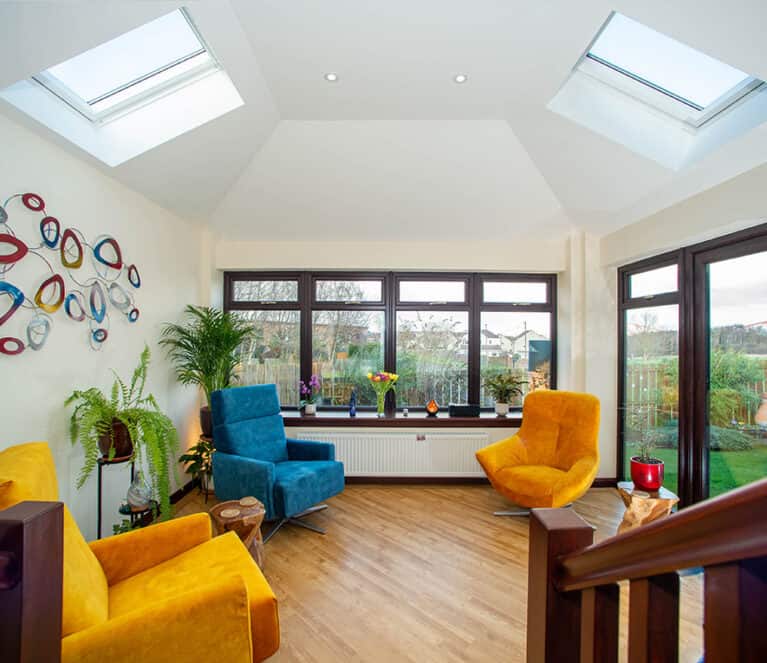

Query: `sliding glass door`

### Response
(619, 222, 767, 505)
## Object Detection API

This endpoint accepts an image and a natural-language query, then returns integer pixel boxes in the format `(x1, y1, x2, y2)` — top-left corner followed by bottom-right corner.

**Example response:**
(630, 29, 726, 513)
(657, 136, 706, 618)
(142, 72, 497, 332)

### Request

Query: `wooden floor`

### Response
(176, 485, 703, 662)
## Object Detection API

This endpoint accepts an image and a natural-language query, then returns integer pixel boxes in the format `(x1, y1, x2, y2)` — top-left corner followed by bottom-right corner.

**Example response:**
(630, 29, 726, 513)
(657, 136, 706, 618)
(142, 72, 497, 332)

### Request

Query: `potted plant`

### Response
(179, 436, 214, 495)
(160, 305, 255, 436)
(65, 345, 179, 520)
(483, 370, 527, 416)
(299, 374, 321, 415)
(625, 404, 664, 492)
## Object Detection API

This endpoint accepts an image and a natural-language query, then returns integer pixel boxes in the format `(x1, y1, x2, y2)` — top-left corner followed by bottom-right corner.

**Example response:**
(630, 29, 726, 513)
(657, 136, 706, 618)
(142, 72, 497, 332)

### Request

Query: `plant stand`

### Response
(617, 481, 679, 534)
(96, 454, 133, 540)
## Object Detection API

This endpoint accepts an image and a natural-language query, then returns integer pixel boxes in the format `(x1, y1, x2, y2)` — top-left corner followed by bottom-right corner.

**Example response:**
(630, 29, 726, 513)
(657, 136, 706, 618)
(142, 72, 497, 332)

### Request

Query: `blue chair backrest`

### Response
(211, 384, 289, 463)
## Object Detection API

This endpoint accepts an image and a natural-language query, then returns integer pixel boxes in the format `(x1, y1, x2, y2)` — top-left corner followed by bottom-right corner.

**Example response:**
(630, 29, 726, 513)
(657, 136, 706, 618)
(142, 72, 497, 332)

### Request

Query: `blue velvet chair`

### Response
(211, 384, 345, 542)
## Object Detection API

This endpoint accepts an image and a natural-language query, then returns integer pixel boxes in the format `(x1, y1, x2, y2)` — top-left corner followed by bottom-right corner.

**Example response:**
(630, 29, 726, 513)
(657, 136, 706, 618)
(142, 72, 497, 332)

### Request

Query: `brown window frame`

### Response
(618, 221, 767, 506)
(225, 270, 558, 414)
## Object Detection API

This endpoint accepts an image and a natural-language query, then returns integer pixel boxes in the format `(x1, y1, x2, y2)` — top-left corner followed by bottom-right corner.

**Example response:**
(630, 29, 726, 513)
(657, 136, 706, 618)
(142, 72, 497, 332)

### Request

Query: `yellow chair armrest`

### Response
(62, 575, 252, 663)
(475, 433, 529, 476)
(553, 456, 599, 506)
(89, 512, 212, 585)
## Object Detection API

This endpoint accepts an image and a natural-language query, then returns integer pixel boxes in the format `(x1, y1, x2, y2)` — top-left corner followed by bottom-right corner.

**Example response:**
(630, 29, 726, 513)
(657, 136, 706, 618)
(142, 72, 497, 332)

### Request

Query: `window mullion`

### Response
(385, 272, 396, 414)
(468, 274, 481, 405)
(299, 272, 312, 397)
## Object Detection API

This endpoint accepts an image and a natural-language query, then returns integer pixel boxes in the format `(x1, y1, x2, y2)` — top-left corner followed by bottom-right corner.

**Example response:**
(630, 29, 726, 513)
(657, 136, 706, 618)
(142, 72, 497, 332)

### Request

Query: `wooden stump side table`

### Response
(617, 481, 679, 535)
(210, 497, 266, 569)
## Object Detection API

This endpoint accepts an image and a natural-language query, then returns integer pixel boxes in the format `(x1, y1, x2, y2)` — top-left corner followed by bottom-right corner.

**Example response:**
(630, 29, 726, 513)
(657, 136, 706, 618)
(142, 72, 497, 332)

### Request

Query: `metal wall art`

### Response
(0, 192, 141, 355)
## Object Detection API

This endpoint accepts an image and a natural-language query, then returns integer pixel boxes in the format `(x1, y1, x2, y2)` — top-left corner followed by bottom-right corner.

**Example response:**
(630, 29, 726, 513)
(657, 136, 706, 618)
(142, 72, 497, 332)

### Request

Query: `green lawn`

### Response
(625, 446, 767, 497)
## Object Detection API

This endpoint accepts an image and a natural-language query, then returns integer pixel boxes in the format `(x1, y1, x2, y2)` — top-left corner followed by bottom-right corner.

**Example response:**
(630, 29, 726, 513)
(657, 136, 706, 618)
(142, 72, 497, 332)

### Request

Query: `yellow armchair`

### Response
(476, 391, 600, 510)
(0, 442, 279, 663)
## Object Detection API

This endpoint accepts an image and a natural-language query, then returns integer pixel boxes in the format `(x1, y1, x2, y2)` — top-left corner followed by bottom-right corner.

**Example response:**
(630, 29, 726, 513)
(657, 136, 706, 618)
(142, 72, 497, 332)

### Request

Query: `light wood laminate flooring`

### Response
(175, 485, 703, 662)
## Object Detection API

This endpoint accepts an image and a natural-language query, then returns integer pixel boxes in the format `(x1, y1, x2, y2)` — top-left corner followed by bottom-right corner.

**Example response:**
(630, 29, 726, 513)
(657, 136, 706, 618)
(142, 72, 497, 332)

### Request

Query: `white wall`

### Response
(601, 163, 767, 267)
(0, 114, 203, 540)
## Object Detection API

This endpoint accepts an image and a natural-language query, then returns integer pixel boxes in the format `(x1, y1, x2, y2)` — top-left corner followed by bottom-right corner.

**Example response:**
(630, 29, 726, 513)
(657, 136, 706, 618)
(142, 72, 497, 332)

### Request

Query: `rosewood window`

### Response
(225, 271, 557, 413)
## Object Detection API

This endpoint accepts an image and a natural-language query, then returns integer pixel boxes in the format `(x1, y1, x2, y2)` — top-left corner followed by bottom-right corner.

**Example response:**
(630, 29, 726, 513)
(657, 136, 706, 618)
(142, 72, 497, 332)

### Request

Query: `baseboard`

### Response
(344, 476, 619, 488)
(345, 476, 490, 485)
(171, 478, 198, 504)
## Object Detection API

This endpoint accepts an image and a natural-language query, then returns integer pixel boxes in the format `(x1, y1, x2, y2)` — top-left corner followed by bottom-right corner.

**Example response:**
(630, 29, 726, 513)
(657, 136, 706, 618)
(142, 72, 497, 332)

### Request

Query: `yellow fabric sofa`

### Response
(476, 390, 600, 508)
(0, 442, 280, 662)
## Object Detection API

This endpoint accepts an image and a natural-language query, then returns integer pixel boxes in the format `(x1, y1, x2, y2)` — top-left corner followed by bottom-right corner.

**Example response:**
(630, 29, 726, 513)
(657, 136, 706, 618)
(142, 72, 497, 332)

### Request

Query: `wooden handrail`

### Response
(557, 476, 767, 592)
(526, 479, 767, 662)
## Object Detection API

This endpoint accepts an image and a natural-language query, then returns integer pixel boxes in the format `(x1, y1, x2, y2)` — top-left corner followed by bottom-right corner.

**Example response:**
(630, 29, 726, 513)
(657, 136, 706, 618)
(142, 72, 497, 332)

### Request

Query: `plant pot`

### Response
(304, 403, 317, 415)
(630, 456, 664, 492)
(98, 419, 133, 459)
(495, 402, 509, 417)
(200, 406, 212, 437)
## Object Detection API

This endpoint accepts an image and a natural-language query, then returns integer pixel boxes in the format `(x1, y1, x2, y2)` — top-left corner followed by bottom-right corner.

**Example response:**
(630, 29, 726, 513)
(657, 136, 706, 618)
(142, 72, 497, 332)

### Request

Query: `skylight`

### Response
(547, 12, 767, 169)
(589, 14, 750, 110)
(580, 12, 763, 128)
(33, 9, 217, 123)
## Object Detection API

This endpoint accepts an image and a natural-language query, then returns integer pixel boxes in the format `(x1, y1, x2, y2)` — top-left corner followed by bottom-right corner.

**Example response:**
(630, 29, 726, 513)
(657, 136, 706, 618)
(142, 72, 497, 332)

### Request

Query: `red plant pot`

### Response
(630, 456, 664, 492)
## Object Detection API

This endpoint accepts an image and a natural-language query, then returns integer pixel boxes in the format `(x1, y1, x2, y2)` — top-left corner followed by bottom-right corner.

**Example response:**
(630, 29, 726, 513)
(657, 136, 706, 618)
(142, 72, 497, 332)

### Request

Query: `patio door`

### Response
(694, 240, 767, 499)
(620, 222, 767, 506)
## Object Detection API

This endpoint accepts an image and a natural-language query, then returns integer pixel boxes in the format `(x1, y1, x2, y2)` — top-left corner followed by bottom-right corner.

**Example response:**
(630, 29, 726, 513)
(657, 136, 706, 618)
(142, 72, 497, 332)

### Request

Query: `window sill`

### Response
(281, 411, 522, 428)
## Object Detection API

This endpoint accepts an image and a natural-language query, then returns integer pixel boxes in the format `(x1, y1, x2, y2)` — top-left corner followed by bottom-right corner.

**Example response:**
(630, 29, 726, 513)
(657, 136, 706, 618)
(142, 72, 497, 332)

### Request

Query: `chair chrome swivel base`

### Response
(493, 503, 573, 517)
(263, 504, 328, 543)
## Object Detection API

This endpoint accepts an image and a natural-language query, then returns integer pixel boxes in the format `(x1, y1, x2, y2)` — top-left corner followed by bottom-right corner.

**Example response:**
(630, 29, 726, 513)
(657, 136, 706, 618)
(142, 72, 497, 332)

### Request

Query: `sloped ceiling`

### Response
(1, 1, 766, 239)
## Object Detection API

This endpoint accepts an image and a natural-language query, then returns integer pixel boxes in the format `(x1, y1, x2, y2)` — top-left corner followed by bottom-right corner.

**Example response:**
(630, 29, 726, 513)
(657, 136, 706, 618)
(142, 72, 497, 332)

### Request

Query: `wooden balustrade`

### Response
(0, 501, 63, 663)
(527, 478, 767, 663)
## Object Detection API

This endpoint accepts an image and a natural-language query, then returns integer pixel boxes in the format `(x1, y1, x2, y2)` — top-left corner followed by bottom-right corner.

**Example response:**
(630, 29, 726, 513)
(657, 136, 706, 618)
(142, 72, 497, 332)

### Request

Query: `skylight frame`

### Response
(30, 8, 220, 125)
(578, 12, 765, 130)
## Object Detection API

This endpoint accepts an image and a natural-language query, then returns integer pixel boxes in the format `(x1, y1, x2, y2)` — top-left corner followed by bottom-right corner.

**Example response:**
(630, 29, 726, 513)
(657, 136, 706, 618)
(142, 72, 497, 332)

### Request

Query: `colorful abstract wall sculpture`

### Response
(0, 192, 142, 356)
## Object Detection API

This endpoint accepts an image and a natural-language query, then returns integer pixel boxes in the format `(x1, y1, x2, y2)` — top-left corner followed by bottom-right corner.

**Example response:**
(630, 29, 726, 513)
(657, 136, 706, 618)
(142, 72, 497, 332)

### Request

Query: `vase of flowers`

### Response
(300, 375, 321, 414)
(367, 371, 398, 417)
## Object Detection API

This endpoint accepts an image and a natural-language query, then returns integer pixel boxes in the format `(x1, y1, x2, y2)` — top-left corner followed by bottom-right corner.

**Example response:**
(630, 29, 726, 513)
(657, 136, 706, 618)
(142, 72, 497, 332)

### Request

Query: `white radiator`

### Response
(292, 432, 489, 477)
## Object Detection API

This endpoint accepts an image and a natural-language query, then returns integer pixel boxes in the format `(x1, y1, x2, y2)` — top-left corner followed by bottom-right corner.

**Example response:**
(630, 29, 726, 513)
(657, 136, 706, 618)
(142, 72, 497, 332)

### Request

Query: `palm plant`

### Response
(160, 305, 255, 408)
(65, 346, 179, 520)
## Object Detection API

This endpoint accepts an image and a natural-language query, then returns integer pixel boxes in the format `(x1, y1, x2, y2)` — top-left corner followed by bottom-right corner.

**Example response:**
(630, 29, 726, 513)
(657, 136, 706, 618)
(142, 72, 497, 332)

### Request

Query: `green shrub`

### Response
(629, 423, 753, 451)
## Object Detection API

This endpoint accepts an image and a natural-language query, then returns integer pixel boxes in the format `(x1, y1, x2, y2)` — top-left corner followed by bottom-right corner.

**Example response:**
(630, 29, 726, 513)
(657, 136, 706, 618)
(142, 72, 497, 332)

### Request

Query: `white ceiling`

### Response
(1, 0, 766, 240)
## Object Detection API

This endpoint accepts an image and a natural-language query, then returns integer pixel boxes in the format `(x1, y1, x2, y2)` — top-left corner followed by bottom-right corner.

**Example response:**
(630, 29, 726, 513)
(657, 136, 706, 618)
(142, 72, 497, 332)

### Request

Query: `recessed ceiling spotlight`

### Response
(453, 74, 468, 84)
(324, 72, 339, 82)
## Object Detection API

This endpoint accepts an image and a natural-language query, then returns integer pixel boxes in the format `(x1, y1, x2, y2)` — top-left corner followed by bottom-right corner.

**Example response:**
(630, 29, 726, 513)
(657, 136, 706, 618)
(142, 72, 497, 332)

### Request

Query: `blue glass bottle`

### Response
(349, 389, 357, 417)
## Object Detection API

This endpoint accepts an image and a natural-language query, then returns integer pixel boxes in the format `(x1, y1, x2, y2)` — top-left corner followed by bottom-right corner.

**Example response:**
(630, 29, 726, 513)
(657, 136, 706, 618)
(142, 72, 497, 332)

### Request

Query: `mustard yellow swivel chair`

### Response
(0, 442, 280, 663)
(476, 390, 600, 515)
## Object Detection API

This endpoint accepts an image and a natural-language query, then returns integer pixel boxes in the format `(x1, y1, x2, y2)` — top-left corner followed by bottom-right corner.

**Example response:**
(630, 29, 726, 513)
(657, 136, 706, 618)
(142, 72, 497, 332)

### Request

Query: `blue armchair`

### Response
(211, 384, 345, 542)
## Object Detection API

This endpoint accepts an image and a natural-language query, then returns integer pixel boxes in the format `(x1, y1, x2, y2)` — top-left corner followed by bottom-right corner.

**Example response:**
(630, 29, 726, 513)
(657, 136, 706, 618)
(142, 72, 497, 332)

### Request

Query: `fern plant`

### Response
(65, 346, 179, 521)
(159, 305, 255, 407)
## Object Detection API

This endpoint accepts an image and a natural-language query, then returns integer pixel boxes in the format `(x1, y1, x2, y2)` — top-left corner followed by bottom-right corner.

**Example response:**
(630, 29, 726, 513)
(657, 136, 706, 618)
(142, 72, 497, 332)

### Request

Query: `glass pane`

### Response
(315, 280, 382, 302)
(590, 13, 751, 108)
(622, 305, 679, 494)
(312, 310, 385, 406)
(235, 310, 300, 406)
(396, 311, 468, 407)
(706, 251, 767, 497)
(399, 280, 465, 303)
(483, 281, 547, 304)
(232, 280, 298, 302)
(480, 312, 551, 407)
(46, 10, 204, 103)
(629, 264, 678, 298)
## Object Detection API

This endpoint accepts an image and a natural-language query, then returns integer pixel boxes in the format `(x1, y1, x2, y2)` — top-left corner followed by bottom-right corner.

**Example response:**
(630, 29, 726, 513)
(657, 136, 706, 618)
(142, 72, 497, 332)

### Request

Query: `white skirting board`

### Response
(291, 431, 489, 477)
